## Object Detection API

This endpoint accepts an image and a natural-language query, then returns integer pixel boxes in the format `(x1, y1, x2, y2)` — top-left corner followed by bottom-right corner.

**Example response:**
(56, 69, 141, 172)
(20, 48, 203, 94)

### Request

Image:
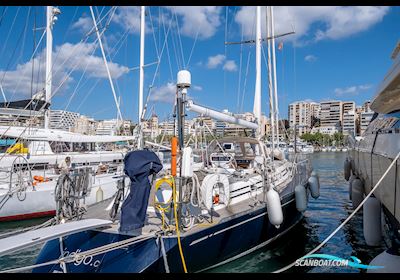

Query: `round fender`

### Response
(308, 176, 320, 199)
(363, 196, 382, 246)
(266, 188, 283, 227)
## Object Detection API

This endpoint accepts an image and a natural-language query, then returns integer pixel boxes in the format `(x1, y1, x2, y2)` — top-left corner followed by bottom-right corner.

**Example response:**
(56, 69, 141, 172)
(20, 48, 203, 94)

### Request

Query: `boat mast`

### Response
(253, 6, 262, 137)
(45, 6, 56, 129)
(266, 6, 276, 153)
(270, 6, 280, 145)
(137, 6, 145, 149)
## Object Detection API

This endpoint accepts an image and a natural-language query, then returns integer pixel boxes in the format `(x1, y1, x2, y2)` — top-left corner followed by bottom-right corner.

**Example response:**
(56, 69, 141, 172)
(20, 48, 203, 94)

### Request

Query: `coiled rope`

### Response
(273, 150, 400, 273)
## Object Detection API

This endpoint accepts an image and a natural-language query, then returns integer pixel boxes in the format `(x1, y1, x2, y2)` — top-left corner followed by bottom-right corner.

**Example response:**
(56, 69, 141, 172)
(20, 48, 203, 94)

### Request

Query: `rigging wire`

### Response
(240, 51, 252, 113)
(89, 6, 122, 121)
(0, 6, 7, 27)
(236, 24, 244, 113)
(173, 9, 186, 69)
(0, 6, 21, 61)
(161, 11, 174, 81)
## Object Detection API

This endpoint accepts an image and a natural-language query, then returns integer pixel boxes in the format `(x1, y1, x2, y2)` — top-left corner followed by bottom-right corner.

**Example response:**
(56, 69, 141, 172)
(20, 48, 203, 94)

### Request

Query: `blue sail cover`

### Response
(119, 150, 163, 234)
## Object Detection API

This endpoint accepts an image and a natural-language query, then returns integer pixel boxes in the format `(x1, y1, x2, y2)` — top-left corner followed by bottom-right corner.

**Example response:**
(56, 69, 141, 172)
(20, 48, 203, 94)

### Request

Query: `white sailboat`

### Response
(0, 6, 136, 221)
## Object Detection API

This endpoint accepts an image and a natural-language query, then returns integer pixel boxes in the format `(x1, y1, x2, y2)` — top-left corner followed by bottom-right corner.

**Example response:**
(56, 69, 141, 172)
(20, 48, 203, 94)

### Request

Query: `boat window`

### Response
(223, 143, 234, 151)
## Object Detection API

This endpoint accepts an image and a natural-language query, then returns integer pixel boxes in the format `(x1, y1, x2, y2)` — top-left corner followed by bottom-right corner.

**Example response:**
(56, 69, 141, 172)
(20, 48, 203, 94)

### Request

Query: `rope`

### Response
(172, 176, 188, 273)
(159, 236, 170, 273)
(273, 150, 400, 273)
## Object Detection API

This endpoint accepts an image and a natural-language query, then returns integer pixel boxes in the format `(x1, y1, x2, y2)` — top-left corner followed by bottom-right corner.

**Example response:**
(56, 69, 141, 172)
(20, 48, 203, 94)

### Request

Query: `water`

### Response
(0, 152, 388, 273)
(209, 152, 387, 273)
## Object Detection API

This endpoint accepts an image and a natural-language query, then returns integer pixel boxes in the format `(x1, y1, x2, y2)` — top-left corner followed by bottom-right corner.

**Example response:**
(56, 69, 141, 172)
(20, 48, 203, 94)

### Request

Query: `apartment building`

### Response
(288, 101, 314, 135)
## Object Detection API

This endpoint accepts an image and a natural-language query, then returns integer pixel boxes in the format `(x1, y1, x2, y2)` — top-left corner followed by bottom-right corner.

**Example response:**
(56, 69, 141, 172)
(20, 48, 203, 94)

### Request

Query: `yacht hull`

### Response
(33, 193, 302, 273)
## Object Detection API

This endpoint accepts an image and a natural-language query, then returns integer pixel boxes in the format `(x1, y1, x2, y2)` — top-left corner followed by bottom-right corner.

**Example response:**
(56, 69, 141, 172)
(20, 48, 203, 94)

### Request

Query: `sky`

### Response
(0, 6, 398, 123)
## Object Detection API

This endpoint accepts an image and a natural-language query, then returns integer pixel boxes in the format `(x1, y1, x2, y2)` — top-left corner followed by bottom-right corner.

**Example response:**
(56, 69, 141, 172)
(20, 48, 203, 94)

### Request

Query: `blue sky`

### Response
(0, 6, 398, 122)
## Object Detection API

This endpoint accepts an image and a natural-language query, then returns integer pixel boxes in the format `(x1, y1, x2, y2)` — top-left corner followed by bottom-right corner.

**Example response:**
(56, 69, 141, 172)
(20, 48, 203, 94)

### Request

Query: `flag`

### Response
(278, 41, 283, 51)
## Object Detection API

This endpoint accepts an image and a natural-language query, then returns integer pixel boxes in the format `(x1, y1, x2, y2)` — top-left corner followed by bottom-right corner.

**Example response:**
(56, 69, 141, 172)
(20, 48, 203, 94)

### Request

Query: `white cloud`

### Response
(207, 54, 226, 69)
(223, 60, 238, 72)
(304, 55, 317, 62)
(149, 82, 176, 103)
(334, 84, 372, 97)
(235, 6, 389, 45)
(112, 6, 151, 34)
(0, 42, 129, 98)
(193, 85, 203, 91)
(166, 6, 222, 39)
(72, 15, 93, 34)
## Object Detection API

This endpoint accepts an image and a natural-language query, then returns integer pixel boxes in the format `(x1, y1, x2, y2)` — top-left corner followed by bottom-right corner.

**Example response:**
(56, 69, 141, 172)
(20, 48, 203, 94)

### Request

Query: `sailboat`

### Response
(0, 6, 135, 221)
(0, 6, 319, 273)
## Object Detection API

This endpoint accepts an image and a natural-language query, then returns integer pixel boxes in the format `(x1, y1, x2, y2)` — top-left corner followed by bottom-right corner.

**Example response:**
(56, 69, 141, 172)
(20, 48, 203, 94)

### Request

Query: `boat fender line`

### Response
(201, 174, 230, 211)
(367, 248, 400, 273)
(363, 195, 382, 246)
(344, 158, 351, 181)
(272, 150, 400, 273)
(154, 176, 174, 231)
(351, 178, 364, 210)
(266, 188, 283, 228)
(308, 175, 320, 199)
(348, 174, 356, 200)
(294, 184, 307, 212)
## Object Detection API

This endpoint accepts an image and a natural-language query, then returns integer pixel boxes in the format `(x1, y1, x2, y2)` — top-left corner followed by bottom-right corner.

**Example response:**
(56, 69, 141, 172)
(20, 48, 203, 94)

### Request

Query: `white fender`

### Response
(295, 184, 307, 212)
(351, 178, 364, 209)
(201, 174, 230, 210)
(363, 196, 382, 246)
(368, 249, 400, 273)
(308, 176, 320, 199)
(344, 158, 351, 181)
(266, 188, 283, 228)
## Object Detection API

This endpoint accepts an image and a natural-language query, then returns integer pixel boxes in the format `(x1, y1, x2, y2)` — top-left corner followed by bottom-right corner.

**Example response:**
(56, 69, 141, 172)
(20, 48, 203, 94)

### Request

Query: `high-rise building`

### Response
(288, 101, 313, 135)
(319, 100, 342, 134)
(343, 110, 356, 136)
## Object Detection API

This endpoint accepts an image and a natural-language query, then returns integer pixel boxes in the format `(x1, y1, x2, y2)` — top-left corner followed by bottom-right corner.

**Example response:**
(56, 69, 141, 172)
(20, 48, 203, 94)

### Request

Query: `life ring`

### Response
(201, 174, 230, 210)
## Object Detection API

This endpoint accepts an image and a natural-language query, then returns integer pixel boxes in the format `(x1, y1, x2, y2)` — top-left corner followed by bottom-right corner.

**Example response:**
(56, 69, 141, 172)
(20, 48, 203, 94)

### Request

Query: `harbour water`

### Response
(0, 152, 388, 273)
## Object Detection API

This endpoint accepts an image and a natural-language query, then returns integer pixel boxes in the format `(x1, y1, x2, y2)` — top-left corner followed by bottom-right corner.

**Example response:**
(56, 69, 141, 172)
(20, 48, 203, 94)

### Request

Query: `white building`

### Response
(96, 119, 119, 136)
(72, 115, 97, 135)
(288, 101, 313, 135)
(49, 110, 80, 131)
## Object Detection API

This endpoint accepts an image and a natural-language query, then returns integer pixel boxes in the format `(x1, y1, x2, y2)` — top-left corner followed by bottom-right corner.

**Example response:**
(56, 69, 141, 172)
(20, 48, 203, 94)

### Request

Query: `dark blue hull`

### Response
(33, 193, 302, 273)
